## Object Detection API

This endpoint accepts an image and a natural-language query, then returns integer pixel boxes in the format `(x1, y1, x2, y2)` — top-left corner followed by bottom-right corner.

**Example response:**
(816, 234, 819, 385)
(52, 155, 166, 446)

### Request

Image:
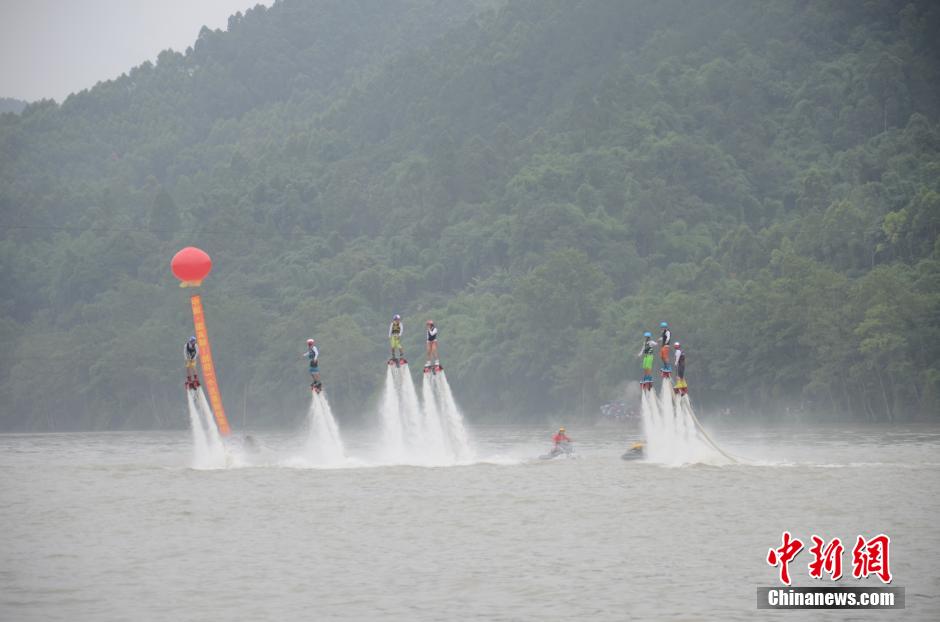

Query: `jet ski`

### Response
(621, 441, 645, 461)
(540, 442, 574, 460)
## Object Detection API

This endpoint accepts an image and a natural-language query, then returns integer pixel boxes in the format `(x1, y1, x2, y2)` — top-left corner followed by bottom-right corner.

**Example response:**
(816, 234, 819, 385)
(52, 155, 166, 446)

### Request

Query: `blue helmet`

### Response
(660, 322, 668, 328)
(643, 331, 652, 338)
(189, 336, 196, 343)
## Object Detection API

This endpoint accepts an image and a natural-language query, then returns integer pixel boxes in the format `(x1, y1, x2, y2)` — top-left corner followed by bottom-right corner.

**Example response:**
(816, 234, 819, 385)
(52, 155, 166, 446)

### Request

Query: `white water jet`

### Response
(195, 388, 228, 467)
(305, 391, 346, 465)
(638, 377, 732, 466)
(186, 390, 211, 468)
(397, 365, 424, 443)
(433, 372, 474, 463)
(378, 364, 475, 465)
(659, 377, 676, 434)
(419, 373, 451, 463)
(640, 388, 665, 462)
(379, 366, 406, 461)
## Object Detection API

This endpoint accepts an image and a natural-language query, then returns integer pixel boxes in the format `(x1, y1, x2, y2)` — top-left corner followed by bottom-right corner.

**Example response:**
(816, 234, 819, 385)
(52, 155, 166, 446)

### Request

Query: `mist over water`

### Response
(186, 388, 226, 469)
(302, 392, 346, 466)
(640, 377, 736, 465)
(377, 365, 474, 466)
(1, 425, 938, 621)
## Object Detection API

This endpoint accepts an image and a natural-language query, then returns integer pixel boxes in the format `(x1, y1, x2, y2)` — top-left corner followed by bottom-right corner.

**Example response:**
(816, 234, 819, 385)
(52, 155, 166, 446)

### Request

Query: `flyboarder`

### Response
(184, 336, 200, 390)
(424, 320, 441, 374)
(638, 331, 657, 390)
(304, 338, 322, 392)
(660, 340, 672, 378)
(388, 314, 405, 366)
(673, 342, 688, 396)
(659, 322, 672, 377)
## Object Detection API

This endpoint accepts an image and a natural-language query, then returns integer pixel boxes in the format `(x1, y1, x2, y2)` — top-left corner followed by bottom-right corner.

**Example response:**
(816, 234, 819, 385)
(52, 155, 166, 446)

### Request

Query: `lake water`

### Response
(1, 424, 938, 621)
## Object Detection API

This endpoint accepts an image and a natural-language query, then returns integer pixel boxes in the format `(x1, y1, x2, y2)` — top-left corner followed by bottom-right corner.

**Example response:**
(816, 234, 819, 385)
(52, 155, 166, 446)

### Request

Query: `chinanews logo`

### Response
(757, 532, 905, 610)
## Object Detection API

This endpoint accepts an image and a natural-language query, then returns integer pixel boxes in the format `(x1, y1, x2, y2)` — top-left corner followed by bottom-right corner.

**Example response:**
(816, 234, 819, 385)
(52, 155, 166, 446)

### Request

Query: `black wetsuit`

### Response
(661, 328, 671, 347)
(676, 350, 686, 379)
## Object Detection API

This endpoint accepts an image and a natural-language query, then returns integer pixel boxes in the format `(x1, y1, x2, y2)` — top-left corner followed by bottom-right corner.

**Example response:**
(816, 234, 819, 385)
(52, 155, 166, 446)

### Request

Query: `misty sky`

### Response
(0, 0, 274, 102)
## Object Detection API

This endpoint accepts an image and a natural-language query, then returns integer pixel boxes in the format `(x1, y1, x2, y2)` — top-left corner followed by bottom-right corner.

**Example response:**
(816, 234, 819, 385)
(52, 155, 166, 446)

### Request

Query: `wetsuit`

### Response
(389, 320, 403, 354)
(305, 346, 320, 373)
(675, 348, 685, 379)
(639, 339, 657, 371)
(661, 328, 671, 347)
(184, 341, 198, 367)
(184, 340, 199, 387)
(426, 325, 437, 342)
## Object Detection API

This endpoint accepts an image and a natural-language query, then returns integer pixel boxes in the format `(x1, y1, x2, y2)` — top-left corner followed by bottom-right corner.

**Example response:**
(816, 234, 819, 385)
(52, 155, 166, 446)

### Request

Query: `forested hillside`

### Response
(1, 0, 939, 431)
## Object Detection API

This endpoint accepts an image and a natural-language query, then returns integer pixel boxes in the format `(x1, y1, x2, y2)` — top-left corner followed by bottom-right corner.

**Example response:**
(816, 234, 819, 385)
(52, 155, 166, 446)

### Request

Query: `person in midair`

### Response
(389, 314, 404, 361)
(659, 321, 673, 373)
(425, 320, 440, 371)
(303, 338, 321, 391)
(674, 341, 687, 395)
(638, 331, 657, 386)
(184, 336, 199, 390)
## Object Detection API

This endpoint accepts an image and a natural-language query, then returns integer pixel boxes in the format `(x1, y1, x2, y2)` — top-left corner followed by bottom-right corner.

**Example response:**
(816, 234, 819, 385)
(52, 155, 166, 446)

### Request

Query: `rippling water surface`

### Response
(2, 424, 938, 621)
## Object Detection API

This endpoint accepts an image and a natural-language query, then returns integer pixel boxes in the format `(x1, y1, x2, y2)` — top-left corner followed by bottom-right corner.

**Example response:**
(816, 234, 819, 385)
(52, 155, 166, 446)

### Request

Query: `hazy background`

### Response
(1, 0, 938, 432)
(0, 0, 273, 102)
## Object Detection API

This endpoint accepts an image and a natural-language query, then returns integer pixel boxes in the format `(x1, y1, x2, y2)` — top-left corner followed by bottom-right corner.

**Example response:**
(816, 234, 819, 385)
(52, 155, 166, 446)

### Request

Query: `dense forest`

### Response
(1, 0, 938, 431)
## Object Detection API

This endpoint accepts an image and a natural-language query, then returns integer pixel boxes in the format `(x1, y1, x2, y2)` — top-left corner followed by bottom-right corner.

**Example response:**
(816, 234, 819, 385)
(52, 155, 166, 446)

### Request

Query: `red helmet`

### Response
(426, 319, 434, 325)
(307, 338, 315, 346)
(674, 342, 680, 348)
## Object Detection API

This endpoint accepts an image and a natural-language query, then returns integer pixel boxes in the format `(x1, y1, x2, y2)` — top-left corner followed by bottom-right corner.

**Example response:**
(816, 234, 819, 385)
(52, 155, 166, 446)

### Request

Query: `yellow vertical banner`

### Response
(190, 294, 231, 436)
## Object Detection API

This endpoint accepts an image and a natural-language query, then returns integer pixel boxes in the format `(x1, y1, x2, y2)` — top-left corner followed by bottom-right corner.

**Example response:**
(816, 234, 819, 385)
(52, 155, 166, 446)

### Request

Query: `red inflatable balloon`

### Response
(171, 247, 212, 285)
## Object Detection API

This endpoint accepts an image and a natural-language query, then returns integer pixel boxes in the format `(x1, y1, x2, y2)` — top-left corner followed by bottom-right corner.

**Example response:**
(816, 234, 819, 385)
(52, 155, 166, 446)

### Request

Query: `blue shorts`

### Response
(309, 366, 319, 374)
